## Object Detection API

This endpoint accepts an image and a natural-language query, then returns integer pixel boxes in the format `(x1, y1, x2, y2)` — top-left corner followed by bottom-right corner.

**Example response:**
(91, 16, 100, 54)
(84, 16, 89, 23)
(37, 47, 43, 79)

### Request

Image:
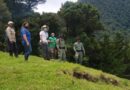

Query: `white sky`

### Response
(34, 0, 77, 14)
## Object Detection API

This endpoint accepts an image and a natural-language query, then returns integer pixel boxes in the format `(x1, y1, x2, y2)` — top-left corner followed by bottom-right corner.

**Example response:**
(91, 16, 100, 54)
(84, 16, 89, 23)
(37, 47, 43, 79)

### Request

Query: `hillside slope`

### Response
(79, 0, 130, 30)
(0, 52, 130, 90)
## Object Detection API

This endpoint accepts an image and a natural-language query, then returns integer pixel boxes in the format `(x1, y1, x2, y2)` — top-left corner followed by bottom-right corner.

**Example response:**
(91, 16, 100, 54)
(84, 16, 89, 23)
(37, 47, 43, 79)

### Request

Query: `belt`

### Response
(59, 47, 65, 49)
(76, 50, 83, 52)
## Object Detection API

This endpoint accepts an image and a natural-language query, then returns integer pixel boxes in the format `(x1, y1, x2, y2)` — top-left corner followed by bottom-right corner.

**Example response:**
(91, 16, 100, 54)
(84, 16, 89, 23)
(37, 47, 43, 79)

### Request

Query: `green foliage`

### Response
(58, 2, 104, 36)
(0, 0, 11, 51)
(79, 0, 130, 30)
(4, 0, 46, 21)
(1, 0, 130, 79)
(0, 52, 130, 90)
(82, 30, 130, 76)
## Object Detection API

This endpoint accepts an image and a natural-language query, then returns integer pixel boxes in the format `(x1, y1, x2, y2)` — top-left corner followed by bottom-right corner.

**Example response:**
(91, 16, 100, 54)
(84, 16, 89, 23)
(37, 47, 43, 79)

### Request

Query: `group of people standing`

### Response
(39, 25, 67, 61)
(5, 21, 85, 64)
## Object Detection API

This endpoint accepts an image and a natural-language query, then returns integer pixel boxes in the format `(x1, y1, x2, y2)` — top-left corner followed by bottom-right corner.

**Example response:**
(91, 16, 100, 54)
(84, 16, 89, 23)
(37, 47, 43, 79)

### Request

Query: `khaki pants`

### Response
(58, 49, 66, 60)
(75, 52, 83, 64)
(49, 47, 57, 59)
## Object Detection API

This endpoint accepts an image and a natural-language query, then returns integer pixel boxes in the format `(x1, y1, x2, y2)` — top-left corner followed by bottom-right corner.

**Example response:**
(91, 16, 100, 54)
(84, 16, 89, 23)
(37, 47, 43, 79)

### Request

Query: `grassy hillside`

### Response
(0, 52, 130, 90)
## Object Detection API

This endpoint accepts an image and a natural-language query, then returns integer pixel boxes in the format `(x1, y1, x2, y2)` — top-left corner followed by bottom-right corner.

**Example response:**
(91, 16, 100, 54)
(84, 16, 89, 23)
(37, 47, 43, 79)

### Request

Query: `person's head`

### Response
(59, 34, 64, 40)
(41, 25, 49, 32)
(8, 21, 14, 27)
(22, 21, 29, 28)
(51, 33, 55, 37)
(76, 36, 80, 42)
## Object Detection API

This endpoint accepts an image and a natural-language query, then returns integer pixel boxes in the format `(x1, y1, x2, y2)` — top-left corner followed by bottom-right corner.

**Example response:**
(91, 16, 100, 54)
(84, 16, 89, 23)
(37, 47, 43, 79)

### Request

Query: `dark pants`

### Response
(23, 44, 32, 60)
(41, 43, 50, 60)
(8, 40, 18, 57)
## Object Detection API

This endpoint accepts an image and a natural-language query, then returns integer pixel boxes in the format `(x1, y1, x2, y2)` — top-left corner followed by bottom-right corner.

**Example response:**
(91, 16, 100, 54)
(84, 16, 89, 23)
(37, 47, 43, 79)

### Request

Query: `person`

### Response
(20, 21, 32, 61)
(5, 21, 18, 57)
(39, 25, 50, 60)
(73, 37, 85, 64)
(56, 35, 67, 61)
(48, 33, 57, 59)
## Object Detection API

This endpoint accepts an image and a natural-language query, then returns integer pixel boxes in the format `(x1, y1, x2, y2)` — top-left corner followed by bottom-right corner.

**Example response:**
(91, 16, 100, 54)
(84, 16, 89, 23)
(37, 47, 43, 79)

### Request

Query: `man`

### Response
(73, 37, 85, 64)
(20, 21, 32, 61)
(48, 33, 57, 59)
(6, 21, 18, 57)
(39, 25, 50, 60)
(56, 35, 67, 60)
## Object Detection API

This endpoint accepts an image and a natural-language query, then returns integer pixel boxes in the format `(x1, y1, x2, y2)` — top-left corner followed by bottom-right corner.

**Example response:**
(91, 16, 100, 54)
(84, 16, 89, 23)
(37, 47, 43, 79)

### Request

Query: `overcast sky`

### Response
(34, 0, 77, 14)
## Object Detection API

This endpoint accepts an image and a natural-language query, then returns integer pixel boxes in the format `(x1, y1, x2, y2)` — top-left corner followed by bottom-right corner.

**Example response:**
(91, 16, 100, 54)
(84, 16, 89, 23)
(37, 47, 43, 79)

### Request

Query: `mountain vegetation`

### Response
(79, 0, 130, 30)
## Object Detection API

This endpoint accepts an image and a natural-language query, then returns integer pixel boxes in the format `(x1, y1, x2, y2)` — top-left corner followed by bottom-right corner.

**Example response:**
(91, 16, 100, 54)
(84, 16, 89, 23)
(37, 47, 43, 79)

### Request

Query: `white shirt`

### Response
(39, 30, 48, 44)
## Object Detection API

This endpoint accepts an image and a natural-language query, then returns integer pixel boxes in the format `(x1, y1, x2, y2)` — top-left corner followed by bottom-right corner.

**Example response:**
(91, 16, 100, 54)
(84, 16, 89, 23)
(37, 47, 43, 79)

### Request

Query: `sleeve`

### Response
(21, 29, 26, 37)
(48, 37, 51, 41)
(73, 43, 77, 52)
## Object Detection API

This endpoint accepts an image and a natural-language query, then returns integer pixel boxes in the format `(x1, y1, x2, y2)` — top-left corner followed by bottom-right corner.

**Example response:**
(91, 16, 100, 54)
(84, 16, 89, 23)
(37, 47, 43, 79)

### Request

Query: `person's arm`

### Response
(73, 43, 77, 53)
(21, 29, 29, 46)
(23, 34, 29, 46)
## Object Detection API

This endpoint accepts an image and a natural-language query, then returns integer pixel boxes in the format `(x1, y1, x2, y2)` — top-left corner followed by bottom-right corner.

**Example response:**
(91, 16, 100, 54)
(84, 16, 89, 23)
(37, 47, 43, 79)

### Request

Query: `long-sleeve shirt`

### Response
(6, 27, 16, 42)
(39, 30, 48, 44)
(73, 42, 85, 54)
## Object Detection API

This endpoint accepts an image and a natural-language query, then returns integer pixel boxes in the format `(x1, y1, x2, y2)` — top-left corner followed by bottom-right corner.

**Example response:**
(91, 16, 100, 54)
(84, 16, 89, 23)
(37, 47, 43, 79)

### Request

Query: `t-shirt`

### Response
(48, 36, 57, 48)
(39, 30, 48, 44)
(20, 27, 31, 45)
(56, 39, 66, 49)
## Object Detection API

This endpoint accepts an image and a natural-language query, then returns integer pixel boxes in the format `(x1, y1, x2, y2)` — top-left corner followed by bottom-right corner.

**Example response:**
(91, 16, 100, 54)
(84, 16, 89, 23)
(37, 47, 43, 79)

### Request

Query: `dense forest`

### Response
(79, 0, 130, 30)
(0, 0, 130, 79)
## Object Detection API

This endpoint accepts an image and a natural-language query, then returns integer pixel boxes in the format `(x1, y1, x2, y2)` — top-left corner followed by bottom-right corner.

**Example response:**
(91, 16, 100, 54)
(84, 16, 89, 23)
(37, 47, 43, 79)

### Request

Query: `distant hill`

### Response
(79, 0, 130, 30)
(0, 52, 130, 90)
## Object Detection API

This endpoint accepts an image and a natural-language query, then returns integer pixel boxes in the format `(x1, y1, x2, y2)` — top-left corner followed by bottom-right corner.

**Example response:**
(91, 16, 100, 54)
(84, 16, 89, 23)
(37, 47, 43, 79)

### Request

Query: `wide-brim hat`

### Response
(8, 21, 14, 25)
(41, 25, 48, 29)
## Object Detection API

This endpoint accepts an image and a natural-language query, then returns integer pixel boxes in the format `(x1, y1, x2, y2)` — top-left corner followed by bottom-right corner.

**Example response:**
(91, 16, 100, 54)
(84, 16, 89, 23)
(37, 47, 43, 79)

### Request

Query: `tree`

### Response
(79, 0, 130, 30)
(84, 30, 129, 76)
(0, 0, 11, 28)
(0, 0, 11, 51)
(4, 0, 46, 20)
(58, 2, 104, 37)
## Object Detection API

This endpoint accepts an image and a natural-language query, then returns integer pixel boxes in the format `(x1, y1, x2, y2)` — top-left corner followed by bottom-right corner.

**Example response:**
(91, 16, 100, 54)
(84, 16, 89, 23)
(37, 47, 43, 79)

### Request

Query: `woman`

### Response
(5, 21, 18, 57)
(20, 21, 32, 61)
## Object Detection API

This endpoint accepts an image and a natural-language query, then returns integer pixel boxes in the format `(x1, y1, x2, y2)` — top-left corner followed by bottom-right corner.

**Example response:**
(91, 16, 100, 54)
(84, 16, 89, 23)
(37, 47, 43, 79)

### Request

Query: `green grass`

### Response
(0, 52, 130, 90)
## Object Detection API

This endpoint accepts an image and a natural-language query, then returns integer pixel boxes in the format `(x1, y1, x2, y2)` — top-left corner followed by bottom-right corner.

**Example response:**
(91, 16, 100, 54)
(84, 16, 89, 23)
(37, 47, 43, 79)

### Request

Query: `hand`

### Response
(48, 40, 50, 43)
(26, 41, 30, 46)
(10, 41, 13, 44)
